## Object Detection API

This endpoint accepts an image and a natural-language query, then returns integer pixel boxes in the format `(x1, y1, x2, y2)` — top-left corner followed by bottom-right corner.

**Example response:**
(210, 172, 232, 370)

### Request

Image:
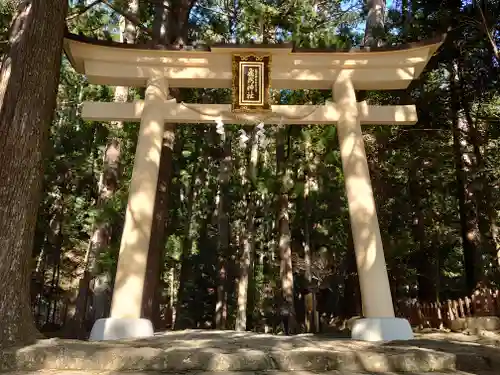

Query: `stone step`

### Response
(3, 330, 500, 374)
(0, 338, 457, 373)
(0, 371, 482, 375)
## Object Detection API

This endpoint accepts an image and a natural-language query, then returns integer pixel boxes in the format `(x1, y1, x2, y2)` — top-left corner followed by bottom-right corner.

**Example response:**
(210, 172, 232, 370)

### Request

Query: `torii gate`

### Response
(63, 34, 444, 342)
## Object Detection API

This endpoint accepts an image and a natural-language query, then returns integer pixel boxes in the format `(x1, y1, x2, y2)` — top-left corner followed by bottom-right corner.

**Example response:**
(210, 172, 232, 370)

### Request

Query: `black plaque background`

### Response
(240, 64, 262, 104)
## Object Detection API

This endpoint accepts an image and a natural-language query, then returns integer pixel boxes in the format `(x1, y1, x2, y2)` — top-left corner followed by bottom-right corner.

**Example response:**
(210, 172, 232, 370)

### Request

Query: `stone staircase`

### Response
(1, 330, 499, 374)
(0, 371, 485, 375)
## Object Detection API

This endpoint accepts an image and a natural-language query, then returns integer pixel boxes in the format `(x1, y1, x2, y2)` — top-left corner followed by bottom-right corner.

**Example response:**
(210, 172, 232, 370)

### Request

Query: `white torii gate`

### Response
(63, 34, 444, 342)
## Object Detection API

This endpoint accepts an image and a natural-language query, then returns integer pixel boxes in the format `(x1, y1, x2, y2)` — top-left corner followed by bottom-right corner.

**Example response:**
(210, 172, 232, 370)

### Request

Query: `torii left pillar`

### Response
(89, 76, 169, 340)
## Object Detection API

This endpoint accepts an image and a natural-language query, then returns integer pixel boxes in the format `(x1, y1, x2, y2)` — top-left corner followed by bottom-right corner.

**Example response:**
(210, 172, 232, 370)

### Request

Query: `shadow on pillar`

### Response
(342, 228, 362, 318)
(141, 124, 175, 329)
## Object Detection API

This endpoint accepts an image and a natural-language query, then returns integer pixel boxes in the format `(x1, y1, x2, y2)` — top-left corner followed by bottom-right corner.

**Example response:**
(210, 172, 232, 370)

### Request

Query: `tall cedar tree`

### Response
(0, 0, 68, 347)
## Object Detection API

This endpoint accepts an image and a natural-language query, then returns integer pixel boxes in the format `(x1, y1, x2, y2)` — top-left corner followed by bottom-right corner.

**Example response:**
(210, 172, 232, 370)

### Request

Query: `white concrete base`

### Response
(89, 318, 154, 341)
(351, 317, 413, 342)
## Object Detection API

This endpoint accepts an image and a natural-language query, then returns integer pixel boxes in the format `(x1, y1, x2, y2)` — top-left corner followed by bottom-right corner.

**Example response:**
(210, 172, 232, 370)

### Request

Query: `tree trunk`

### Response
(72, 127, 122, 334)
(302, 129, 315, 331)
(174, 134, 207, 329)
(152, 0, 169, 45)
(142, 123, 175, 327)
(0, 0, 68, 348)
(215, 130, 231, 330)
(408, 147, 436, 301)
(450, 61, 483, 293)
(152, 0, 196, 47)
(235, 127, 259, 331)
(46, 194, 64, 328)
(363, 0, 386, 47)
(342, 229, 362, 317)
(358, 0, 386, 101)
(401, 0, 411, 38)
(458, 75, 500, 272)
(166, 0, 195, 46)
(276, 126, 295, 329)
(143, 0, 194, 325)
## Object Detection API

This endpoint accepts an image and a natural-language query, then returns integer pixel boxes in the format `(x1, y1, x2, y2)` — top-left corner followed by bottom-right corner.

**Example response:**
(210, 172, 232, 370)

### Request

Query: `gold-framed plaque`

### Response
(232, 54, 271, 112)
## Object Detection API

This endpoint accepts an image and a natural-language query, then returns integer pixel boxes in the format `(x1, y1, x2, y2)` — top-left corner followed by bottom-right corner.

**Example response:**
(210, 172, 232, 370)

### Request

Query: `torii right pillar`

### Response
(334, 70, 413, 341)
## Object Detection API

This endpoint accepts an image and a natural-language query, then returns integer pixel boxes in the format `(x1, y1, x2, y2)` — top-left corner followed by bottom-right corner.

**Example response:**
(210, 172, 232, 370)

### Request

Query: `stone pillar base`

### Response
(89, 318, 154, 341)
(351, 317, 413, 342)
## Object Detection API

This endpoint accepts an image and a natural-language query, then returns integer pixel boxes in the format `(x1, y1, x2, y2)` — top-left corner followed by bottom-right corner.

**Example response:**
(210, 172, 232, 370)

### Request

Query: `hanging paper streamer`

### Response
(256, 122, 265, 139)
(239, 129, 249, 148)
(215, 118, 225, 135)
(259, 123, 269, 149)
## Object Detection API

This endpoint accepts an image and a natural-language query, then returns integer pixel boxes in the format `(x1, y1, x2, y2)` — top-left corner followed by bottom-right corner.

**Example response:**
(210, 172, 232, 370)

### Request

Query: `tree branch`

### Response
(66, 0, 103, 21)
(100, 0, 154, 38)
(474, 0, 500, 62)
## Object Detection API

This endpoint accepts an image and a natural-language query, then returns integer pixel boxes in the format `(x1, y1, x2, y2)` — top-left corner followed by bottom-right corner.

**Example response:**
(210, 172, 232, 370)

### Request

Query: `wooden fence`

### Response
(396, 288, 500, 329)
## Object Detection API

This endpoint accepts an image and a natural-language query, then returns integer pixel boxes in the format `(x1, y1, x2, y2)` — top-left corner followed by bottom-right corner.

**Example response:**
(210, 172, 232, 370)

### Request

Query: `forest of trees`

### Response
(1, 0, 500, 348)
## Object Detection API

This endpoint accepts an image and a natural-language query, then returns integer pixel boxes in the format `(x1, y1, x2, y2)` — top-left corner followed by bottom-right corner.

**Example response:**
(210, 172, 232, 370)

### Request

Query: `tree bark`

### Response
(401, 0, 410, 37)
(342, 229, 362, 317)
(174, 134, 206, 329)
(45, 194, 64, 328)
(215, 130, 231, 330)
(302, 129, 315, 331)
(0, 0, 68, 348)
(152, 0, 169, 45)
(235, 127, 259, 331)
(141, 123, 175, 326)
(358, 0, 386, 102)
(276, 126, 295, 329)
(363, 0, 386, 47)
(450, 61, 483, 293)
(458, 74, 500, 272)
(166, 0, 196, 46)
(142, 0, 195, 326)
(408, 146, 436, 302)
(302, 131, 313, 285)
(142, 2, 172, 324)
(151, 0, 195, 46)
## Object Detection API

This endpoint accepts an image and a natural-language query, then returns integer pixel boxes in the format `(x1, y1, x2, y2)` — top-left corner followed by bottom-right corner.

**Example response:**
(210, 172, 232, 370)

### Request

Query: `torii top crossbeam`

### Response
(64, 32, 445, 343)
(64, 33, 444, 125)
(64, 33, 443, 90)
